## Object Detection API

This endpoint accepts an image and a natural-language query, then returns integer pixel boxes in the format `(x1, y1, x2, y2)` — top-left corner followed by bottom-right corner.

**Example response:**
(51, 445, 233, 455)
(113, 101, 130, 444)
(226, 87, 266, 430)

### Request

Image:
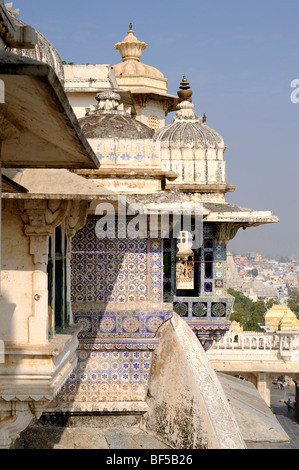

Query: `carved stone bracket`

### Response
(134, 94, 149, 109)
(214, 222, 246, 245)
(17, 199, 69, 265)
(162, 99, 174, 116)
(16, 199, 70, 343)
(187, 320, 231, 351)
(65, 200, 89, 239)
(0, 398, 49, 449)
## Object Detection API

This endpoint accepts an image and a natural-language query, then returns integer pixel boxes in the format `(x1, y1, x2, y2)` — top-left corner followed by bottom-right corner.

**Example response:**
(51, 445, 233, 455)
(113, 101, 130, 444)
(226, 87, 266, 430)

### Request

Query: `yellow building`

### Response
(264, 304, 299, 332)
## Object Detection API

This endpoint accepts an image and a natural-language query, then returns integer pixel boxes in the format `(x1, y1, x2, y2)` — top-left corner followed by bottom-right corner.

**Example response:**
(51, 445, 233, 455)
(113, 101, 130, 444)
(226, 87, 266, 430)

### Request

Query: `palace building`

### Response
(0, 8, 280, 449)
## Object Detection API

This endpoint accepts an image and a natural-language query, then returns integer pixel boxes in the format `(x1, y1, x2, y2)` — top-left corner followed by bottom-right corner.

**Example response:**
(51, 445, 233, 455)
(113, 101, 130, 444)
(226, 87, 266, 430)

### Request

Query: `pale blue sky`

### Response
(16, 0, 299, 258)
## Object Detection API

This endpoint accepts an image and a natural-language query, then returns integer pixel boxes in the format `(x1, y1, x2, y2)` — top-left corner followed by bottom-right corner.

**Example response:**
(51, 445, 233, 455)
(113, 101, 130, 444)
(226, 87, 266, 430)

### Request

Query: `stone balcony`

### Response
(0, 325, 80, 448)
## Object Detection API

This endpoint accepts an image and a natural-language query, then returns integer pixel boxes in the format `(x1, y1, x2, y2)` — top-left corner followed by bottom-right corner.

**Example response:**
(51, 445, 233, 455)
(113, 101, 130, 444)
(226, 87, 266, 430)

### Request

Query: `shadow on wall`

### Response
(12, 214, 168, 448)
(0, 291, 16, 344)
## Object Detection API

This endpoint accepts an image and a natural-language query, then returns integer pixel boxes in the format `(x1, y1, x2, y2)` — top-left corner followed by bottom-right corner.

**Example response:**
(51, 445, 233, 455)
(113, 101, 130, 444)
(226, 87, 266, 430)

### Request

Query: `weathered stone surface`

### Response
(130, 430, 171, 449)
(72, 428, 109, 450)
(143, 313, 246, 449)
(38, 411, 142, 429)
(12, 424, 170, 449)
(79, 113, 154, 140)
(0, 49, 99, 169)
(104, 428, 134, 449)
(217, 373, 290, 444)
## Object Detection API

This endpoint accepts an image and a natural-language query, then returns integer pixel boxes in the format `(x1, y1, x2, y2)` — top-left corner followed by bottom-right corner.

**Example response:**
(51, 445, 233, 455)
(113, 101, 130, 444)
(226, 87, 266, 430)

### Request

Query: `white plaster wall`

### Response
(0, 200, 34, 342)
(135, 100, 166, 130)
(194, 160, 206, 183)
(65, 92, 98, 119)
(116, 75, 167, 93)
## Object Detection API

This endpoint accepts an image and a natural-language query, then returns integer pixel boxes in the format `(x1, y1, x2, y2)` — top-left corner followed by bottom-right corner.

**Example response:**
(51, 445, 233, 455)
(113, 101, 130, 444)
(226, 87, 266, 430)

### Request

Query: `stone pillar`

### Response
(256, 372, 272, 406)
(29, 263, 49, 344)
(65, 199, 89, 326)
(17, 199, 68, 343)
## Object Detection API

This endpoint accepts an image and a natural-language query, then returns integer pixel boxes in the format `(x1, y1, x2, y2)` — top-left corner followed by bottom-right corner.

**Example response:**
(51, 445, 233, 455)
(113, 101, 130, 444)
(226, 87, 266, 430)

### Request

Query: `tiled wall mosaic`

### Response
(163, 223, 228, 302)
(53, 349, 153, 404)
(54, 217, 232, 408)
(173, 297, 234, 320)
(71, 217, 163, 304)
(201, 224, 227, 298)
(73, 306, 173, 340)
(52, 216, 170, 407)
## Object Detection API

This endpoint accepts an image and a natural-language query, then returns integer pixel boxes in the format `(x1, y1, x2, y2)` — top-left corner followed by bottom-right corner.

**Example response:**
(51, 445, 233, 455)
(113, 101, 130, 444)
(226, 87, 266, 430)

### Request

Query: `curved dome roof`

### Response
(154, 111, 225, 149)
(113, 24, 164, 80)
(154, 77, 225, 150)
(11, 17, 64, 83)
(79, 113, 154, 140)
(78, 90, 154, 140)
(113, 60, 164, 79)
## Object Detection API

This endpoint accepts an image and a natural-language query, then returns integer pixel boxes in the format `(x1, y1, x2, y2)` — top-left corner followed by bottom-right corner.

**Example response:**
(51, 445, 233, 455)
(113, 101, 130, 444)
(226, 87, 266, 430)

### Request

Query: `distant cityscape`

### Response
(227, 251, 298, 303)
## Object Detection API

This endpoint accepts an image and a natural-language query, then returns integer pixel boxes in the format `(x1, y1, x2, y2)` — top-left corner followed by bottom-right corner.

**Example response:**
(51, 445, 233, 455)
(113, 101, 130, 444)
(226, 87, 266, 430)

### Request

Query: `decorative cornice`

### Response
(186, 320, 231, 351)
(78, 338, 159, 351)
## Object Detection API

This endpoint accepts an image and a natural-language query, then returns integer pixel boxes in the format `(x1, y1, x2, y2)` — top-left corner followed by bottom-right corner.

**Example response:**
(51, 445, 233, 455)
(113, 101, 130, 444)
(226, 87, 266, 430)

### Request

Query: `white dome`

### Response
(153, 78, 227, 189)
(154, 110, 225, 150)
(12, 18, 65, 83)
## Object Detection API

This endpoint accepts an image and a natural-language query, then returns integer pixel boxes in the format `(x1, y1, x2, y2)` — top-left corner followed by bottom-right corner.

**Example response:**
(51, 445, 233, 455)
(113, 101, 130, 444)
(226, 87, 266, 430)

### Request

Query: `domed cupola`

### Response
(113, 23, 165, 81)
(7, 4, 65, 84)
(78, 90, 158, 174)
(113, 24, 178, 132)
(154, 77, 233, 200)
(156, 77, 225, 151)
(79, 90, 154, 141)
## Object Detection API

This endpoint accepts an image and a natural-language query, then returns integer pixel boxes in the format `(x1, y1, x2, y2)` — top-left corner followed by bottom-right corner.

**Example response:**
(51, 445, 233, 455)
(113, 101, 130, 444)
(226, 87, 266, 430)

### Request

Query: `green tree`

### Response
(287, 288, 299, 318)
(249, 268, 258, 278)
(228, 288, 267, 331)
(278, 256, 291, 263)
(265, 298, 279, 310)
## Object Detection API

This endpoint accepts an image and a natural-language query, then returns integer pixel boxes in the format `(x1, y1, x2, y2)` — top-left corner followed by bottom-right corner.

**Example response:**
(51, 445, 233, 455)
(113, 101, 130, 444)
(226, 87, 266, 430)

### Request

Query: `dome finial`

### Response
(114, 24, 148, 62)
(177, 76, 193, 103)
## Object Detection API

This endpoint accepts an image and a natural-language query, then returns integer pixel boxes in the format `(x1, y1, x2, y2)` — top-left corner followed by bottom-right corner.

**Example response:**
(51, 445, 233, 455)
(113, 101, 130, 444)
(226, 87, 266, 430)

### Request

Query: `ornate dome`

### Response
(153, 77, 227, 191)
(113, 60, 164, 79)
(113, 23, 164, 79)
(154, 77, 224, 150)
(79, 91, 154, 140)
(78, 90, 156, 171)
(155, 111, 225, 149)
(79, 112, 154, 140)
(8, 5, 64, 83)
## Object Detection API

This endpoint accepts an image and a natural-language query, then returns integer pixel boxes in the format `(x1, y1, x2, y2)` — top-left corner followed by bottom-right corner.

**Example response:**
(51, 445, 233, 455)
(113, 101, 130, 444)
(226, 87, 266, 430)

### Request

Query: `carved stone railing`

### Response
(211, 331, 299, 353)
(208, 331, 299, 406)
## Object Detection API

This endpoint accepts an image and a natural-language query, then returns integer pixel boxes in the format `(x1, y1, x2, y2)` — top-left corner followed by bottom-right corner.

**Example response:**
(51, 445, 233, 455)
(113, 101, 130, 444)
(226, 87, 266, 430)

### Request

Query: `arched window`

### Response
(204, 252, 213, 279)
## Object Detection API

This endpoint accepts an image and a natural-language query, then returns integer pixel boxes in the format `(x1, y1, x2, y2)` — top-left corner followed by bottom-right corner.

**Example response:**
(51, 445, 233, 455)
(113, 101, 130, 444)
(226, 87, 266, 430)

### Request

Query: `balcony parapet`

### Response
(0, 325, 80, 448)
